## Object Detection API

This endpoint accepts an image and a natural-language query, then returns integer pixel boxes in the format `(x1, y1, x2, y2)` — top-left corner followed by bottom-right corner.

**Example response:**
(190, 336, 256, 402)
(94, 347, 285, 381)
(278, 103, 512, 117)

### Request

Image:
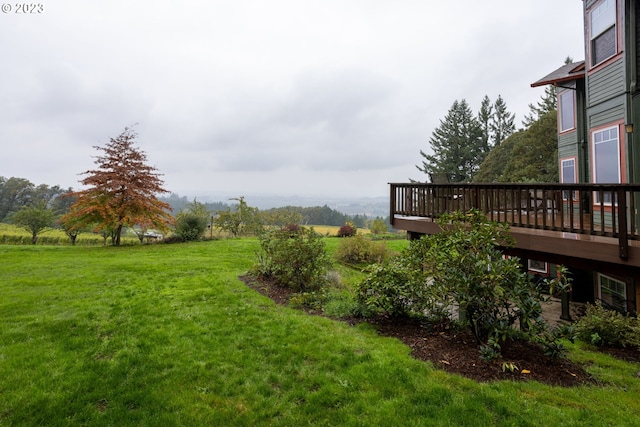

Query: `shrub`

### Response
(252, 225, 331, 292)
(356, 209, 559, 358)
(335, 234, 390, 265)
(575, 302, 640, 348)
(369, 218, 388, 235)
(174, 214, 207, 241)
(355, 260, 421, 318)
(337, 223, 357, 237)
(163, 235, 185, 244)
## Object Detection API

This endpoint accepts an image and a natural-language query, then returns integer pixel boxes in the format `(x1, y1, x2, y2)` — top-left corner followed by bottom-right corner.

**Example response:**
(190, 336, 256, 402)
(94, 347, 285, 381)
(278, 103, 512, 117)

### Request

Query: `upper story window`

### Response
(590, 0, 617, 66)
(559, 89, 575, 132)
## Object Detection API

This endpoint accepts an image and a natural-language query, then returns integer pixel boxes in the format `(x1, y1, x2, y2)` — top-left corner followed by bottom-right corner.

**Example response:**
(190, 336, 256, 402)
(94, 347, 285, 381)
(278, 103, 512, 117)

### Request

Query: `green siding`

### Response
(558, 140, 577, 161)
(589, 103, 625, 128)
(588, 59, 625, 106)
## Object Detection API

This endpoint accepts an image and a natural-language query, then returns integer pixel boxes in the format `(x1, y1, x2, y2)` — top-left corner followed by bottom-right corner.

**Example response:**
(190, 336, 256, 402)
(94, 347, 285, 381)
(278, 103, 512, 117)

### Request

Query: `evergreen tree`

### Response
(473, 130, 524, 182)
(476, 110, 558, 182)
(417, 99, 484, 182)
(503, 110, 558, 182)
(477, 95, 493, 153)
(490, 94, 515, 146)
(522, 85, 557, 128)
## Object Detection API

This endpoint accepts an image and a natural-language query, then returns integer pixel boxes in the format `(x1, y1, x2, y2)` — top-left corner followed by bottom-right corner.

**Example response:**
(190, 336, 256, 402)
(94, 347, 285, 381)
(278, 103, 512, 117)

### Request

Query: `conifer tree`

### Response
(522, 85, 557, 128)
(477, 95, 493, 153)
(490, 94, 516, 146)
(416, 99, 484, 182)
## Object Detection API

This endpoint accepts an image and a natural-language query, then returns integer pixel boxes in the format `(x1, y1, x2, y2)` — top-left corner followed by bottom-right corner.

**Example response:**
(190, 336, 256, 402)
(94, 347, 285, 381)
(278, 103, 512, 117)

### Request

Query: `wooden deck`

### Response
(390, 183, 640, 272)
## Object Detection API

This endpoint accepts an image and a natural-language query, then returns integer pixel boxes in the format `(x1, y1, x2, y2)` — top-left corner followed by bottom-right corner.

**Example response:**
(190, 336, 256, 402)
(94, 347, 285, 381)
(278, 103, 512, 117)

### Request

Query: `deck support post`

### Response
(560, 293, 572, 321)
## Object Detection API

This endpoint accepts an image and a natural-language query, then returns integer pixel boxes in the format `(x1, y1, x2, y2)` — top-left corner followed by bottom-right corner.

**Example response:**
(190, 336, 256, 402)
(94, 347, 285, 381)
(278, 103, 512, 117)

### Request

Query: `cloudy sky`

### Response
(1, 0, 584, 200)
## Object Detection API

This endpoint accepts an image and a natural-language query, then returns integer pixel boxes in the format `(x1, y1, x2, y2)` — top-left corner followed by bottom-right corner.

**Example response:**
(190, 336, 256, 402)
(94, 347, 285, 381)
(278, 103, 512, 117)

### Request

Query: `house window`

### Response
(528, 260, 548, 275)
(559, 90, 575, 132)
(561, 159, 576, 184)
(592, 125, 620, 203)
(561, 158, 576, 200)
(590, 0, 617, 66)
(598, 273, 627, 312)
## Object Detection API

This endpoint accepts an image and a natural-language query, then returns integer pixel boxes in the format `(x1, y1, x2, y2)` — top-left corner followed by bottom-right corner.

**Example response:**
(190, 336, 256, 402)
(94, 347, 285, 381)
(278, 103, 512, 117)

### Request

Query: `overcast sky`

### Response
(1, 0, 585, 201)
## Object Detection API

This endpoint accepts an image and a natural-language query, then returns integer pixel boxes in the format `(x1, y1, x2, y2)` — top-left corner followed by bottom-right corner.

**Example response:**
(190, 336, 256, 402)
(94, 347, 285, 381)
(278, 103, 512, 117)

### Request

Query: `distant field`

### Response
(307, 224, 369, 236)
(0, 223, 402, 244)
(0, 223, 139, 246)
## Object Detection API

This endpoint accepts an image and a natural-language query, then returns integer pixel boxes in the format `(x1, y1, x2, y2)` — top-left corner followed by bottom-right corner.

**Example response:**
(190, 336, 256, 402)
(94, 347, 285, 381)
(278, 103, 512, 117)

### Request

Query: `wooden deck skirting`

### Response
(389, 183, 640, 269)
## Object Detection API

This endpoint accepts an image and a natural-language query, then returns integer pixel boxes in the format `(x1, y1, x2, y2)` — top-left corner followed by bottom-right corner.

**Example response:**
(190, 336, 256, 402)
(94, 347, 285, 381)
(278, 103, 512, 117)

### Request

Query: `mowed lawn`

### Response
(1, 241, 639, 426)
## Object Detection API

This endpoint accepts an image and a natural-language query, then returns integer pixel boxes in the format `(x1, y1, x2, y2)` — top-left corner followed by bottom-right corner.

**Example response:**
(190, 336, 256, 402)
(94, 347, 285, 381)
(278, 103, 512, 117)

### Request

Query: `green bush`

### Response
(175, 214, 208, 241)
(575, 302, 640, 349)
(335, 234, 390, 265)
(252, 225, 331, 292)
(356, 210, 560, 358)
(356, 260, 421, 318)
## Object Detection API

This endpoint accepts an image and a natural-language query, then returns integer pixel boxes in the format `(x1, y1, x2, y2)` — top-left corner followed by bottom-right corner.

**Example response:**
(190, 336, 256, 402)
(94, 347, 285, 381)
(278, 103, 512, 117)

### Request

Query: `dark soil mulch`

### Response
(241, 275, 639, 387)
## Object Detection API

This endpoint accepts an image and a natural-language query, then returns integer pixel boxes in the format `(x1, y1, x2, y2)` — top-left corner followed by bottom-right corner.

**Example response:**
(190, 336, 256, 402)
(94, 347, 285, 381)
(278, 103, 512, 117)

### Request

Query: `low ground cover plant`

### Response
(575, 301, 640, 349)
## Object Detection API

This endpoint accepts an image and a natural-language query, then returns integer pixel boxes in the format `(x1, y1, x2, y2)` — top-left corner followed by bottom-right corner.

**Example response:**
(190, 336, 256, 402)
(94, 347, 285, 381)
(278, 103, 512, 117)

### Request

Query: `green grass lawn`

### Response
(1, 240, 639, 426)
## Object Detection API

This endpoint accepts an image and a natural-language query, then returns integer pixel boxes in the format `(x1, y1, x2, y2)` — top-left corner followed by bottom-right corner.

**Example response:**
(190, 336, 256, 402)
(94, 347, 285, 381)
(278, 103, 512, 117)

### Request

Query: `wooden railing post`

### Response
(618, 187, 628, 259)
(389, 184, 396, 227)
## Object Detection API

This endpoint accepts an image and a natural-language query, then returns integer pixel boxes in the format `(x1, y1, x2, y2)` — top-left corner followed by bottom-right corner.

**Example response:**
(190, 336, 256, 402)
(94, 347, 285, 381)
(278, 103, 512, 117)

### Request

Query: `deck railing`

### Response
(390, 183, 640, 259)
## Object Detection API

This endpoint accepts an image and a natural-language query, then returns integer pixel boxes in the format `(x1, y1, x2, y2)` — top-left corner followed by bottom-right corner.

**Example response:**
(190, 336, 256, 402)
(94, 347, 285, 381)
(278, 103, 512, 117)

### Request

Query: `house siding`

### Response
(588, 59, 625, 106)
(558, 132, 577, 160)
(585, 0, 599, 8)
(588, 103, 625, 128)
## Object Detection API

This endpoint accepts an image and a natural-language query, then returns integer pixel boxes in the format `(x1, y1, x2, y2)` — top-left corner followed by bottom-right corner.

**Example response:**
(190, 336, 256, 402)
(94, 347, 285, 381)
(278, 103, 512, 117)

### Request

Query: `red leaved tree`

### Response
(63, 127, 174, 246)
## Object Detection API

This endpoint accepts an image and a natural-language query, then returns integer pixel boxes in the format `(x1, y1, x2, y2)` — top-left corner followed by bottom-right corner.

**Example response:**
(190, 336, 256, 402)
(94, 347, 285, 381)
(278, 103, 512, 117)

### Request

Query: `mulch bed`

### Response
(241, 275, 639, 387)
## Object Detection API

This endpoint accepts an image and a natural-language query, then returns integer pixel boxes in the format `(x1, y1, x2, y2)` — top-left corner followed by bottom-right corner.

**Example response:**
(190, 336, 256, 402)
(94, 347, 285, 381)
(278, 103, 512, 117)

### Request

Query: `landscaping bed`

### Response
(241, 275, 638, 387)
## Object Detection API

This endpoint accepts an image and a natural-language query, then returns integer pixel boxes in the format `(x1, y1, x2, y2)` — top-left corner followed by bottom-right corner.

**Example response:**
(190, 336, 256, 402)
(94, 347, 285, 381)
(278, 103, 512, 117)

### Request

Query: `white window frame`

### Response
(597, 273, 627, 312)
(560, 157, 577, 201)
(559, 90, 576, 132)
(589, 0, 617, 67)
(591, 125, 621, 204)
(527, 260, 548, 275)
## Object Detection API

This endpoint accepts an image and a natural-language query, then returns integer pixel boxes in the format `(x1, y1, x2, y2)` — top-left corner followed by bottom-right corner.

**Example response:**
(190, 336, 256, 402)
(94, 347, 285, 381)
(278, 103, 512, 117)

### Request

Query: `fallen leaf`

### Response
(521, 369, 531, 374)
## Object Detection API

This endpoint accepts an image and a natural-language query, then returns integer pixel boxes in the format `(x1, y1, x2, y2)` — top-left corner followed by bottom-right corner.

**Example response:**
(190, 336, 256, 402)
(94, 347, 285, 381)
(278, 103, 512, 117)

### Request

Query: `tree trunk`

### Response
(115, 224, 123, 246)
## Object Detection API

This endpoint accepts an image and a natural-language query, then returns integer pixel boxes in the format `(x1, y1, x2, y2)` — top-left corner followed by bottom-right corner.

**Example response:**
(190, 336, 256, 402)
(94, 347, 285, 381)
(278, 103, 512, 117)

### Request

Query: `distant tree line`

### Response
(160, 193, 230, 215)
(0, 178, 386, 243)
(0, 177, 73, 222)
(260, 205, 373, 228)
